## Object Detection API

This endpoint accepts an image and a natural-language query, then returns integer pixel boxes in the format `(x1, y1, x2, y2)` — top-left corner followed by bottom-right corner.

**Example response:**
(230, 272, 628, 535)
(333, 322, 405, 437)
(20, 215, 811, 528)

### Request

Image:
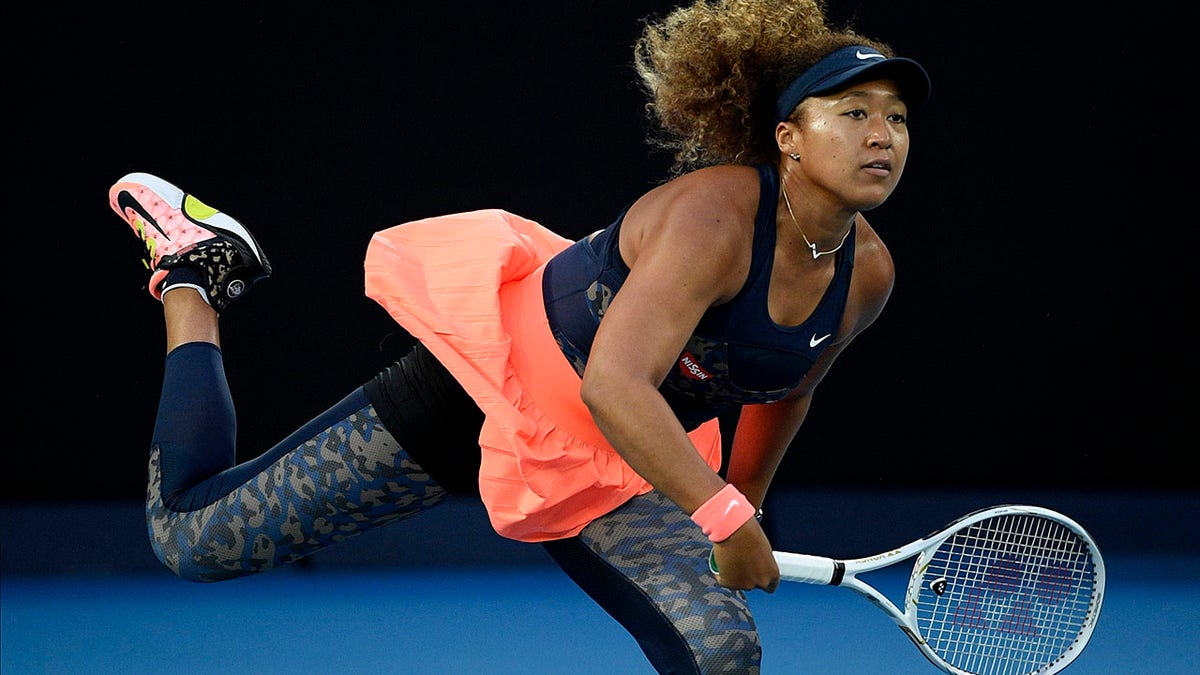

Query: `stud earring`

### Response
(789, 153, 801, 161)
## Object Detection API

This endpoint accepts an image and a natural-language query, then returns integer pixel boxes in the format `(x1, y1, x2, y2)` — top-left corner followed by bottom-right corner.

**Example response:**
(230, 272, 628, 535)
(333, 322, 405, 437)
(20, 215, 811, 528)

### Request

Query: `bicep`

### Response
(585, 211, 747, 391)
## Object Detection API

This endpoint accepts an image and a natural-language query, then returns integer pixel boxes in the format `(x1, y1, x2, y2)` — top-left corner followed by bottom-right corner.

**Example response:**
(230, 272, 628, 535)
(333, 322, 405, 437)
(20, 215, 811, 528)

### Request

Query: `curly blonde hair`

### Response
(635, 0, 894, 175)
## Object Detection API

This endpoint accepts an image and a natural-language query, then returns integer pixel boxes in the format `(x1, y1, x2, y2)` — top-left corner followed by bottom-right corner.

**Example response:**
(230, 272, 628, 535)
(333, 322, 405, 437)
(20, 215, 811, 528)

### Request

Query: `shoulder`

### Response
(620, 165, 763, 300)
(846, 213, 896, 333)
(626, 165, 762, 241)
(663, 165, 763, 207)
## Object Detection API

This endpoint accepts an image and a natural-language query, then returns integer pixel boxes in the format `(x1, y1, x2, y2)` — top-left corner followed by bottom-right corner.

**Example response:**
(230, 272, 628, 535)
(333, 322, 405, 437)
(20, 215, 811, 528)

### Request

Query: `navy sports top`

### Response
(542, 163, 855, 431)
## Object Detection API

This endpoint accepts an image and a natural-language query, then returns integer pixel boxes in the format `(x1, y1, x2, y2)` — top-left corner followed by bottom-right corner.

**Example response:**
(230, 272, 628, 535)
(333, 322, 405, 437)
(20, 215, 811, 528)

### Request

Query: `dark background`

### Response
(7, 2, 1178, 505)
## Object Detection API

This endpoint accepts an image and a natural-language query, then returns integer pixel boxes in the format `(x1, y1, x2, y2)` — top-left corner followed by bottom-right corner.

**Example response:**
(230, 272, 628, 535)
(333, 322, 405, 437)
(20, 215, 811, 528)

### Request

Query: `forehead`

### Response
(817, 78, 903, 100)
(804, 78, 906, 108)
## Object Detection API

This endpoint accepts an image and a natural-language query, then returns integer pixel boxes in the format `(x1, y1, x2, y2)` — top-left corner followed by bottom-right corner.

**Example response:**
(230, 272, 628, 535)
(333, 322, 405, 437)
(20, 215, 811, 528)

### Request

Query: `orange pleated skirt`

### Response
(364, 209, 723, 542)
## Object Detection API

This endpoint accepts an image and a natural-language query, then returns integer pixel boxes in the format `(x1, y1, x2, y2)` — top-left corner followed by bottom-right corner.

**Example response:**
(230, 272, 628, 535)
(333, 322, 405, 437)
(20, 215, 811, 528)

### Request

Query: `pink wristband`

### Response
(690, 484, 756, 543)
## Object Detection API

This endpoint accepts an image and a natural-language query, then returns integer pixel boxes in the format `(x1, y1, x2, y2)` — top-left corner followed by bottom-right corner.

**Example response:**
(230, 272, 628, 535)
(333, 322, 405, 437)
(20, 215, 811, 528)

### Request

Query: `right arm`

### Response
(578, 167, 780, 591)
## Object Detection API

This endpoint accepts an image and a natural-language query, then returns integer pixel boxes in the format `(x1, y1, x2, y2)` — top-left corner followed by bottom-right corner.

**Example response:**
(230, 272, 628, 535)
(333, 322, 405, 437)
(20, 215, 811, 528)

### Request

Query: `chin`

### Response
(854, 185, 899, 212)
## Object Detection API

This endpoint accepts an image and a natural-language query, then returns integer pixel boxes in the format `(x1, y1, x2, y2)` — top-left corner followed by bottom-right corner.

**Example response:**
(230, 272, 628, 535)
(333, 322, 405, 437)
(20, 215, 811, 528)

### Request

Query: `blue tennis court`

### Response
(3, 492, 1196, 674)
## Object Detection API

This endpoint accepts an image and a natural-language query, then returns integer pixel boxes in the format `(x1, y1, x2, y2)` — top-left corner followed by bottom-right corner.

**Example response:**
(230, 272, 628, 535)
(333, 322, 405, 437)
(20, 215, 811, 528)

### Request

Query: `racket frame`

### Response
(773, 504, 1105, 675)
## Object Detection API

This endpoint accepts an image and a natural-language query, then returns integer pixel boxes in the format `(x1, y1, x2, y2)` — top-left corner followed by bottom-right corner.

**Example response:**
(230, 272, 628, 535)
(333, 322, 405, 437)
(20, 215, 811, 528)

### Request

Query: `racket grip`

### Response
(773, 552, 839, 585)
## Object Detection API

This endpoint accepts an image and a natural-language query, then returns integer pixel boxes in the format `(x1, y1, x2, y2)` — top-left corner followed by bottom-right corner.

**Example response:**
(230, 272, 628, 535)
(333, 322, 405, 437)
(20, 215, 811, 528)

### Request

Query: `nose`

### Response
(867, 117, 892, 149)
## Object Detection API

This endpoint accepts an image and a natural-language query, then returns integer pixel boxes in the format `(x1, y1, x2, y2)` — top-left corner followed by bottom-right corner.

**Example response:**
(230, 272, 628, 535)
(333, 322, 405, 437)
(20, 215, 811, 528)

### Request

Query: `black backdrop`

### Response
(8, 2, 1174, 503)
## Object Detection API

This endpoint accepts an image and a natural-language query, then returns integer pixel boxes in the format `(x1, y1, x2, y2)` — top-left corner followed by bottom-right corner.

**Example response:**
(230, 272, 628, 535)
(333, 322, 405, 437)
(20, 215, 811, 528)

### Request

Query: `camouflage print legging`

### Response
(146, 342, 760, 673)
(146, 395, 448, 580)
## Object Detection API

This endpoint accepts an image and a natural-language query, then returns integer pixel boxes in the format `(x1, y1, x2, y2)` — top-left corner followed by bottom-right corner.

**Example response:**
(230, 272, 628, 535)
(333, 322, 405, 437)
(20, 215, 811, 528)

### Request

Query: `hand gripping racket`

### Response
(722, 504, 1105, 674)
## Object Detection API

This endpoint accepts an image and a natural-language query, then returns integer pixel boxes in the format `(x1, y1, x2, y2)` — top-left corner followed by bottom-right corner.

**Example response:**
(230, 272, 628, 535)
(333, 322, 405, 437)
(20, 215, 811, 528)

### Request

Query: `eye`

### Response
(888, 112, 908, 124)
(845, 109, 867, 119)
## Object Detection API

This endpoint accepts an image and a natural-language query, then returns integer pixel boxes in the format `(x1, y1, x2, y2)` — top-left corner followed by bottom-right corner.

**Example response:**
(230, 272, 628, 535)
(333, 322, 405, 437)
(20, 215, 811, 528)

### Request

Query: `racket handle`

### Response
(774, 551, 840, 585)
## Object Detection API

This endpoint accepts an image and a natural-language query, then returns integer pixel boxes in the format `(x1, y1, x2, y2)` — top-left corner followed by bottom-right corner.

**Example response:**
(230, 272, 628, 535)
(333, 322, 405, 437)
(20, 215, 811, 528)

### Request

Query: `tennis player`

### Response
(109, 1, 929, 671)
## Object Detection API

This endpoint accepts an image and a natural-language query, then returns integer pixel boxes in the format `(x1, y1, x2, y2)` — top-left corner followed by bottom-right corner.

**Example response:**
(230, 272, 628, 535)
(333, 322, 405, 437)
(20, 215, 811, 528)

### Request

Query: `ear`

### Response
(775, 121, 800, 157)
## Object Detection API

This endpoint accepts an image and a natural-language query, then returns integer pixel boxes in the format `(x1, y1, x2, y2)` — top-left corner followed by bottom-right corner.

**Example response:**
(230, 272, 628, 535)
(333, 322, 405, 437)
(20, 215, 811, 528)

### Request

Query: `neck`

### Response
(778, 171, 856, 259)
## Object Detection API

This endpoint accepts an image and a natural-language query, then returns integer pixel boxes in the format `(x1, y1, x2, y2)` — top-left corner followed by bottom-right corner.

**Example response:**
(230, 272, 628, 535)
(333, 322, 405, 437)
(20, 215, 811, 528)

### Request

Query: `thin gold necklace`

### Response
(780, 181, 852, 260)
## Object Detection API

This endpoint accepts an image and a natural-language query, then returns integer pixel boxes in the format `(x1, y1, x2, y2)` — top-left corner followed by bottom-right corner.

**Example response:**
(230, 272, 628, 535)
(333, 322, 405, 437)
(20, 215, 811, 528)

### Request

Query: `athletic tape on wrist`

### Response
(690, 484, 756, 543)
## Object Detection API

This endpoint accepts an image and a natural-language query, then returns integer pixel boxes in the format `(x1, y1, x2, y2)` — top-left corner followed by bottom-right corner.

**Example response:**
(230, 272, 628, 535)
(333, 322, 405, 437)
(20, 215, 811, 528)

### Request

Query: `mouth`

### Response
(862, 158, 892, 177)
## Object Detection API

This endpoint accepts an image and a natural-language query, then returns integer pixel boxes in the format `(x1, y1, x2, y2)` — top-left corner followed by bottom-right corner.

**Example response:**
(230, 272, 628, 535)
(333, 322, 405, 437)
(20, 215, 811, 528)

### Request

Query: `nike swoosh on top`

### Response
(722, 500, 741, 518)
(810, 333, 832, 347)
(118, 191, 170, 240)
(855, 50, 886, 60)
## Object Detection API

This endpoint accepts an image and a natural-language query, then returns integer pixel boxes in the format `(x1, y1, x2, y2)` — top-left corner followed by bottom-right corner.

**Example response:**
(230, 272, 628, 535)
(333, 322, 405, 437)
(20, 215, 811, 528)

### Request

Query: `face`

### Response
(782, 78, 911, 211)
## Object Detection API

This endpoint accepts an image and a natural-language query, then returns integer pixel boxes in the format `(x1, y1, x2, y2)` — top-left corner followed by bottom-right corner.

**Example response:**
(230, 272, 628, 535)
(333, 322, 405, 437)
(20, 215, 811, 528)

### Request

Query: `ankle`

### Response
(163, 289, 221, 350)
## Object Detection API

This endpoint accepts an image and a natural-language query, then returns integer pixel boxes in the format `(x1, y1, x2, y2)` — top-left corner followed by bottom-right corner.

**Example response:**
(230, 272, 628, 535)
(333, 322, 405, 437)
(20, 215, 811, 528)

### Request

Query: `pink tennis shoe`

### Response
(109, 173, 271, 311)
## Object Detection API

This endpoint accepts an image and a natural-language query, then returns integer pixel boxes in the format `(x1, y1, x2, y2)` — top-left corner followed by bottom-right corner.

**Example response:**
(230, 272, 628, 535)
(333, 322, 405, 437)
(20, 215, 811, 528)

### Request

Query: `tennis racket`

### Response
(718, 504, 1105, 674)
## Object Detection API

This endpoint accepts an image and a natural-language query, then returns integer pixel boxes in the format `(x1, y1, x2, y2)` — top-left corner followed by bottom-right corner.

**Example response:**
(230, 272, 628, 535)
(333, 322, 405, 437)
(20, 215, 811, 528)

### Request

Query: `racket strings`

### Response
(913, 514, 1099, 675)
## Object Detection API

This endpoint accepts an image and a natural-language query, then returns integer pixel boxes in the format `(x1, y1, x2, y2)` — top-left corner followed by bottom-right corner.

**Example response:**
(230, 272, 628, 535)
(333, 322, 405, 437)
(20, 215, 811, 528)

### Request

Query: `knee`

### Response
(146, 505, 252, 584)
(687, 626, 762, 674)
(639, 621, 761, 674)
(148, 535, 242, 584)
